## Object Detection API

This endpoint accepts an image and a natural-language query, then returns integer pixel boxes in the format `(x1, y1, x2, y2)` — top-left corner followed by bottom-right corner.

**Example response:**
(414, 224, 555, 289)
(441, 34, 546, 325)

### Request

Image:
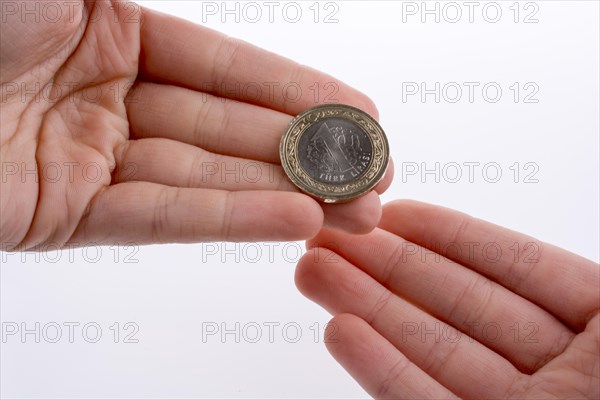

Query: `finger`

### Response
(322, 192, 382, 235)
(325, 314, 458, 400)
(125, 82, 395, 193)
(125, 82, 290, 163)
(296, 248, 524, 399)
(113, 138, 294, 191)
(139, 8, 379, 117)
(373, 157, 394, 194)
(69, 182, 323, 244)
(379, 200, 600, 332)
(308, 227, 575, 373)
(114, 138, 382, 234)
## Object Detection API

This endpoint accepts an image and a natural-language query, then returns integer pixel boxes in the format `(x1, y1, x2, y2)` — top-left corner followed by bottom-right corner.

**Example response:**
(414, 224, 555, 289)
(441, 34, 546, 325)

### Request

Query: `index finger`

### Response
(138, 8, 379, 118)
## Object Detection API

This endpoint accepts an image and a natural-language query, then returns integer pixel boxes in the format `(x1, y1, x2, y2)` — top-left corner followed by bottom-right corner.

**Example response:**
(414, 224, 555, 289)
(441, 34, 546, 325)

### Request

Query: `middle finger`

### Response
(126, 81, 300, 163)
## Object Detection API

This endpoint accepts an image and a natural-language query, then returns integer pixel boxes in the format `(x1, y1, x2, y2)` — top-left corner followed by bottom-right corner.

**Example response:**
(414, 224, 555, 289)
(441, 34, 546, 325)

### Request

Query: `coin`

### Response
(280, 104, 389, 203)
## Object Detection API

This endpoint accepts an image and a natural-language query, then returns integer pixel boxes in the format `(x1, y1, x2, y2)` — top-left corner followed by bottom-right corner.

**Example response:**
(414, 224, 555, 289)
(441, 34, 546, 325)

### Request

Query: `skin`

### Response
(296, 200, 600, 399)
(0, 0, 392, 250)
(4, 2, 597, 399)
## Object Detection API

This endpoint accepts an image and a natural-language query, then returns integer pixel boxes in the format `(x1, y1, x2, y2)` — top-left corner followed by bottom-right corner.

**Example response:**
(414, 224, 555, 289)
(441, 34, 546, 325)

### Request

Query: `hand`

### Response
(296, 200, 599, 399)
(0, 1, 392, 250)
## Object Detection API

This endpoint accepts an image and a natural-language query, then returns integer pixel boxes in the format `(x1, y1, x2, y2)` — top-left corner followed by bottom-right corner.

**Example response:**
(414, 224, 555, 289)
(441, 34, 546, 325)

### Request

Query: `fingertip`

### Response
(295, 248, 314, 287)
(337, 90, 379, 121)
(380, 199, 432, 227)
(323, 191, 382, 235)
(350, 191, 383, 234)
(305, 236, 318, 251)
(379, 199, 442, 242)
(294, 246, 340, 301)
(294, 247, 320, 299)
(305, 227, 340, 251)
(360, 95, 380, 121)
(374, 157, 395, 194)
(279, 193, 324, 240)
(230, 192, 324, 241)
(323, 313, 362, 354)
(382, 198, 420, 216)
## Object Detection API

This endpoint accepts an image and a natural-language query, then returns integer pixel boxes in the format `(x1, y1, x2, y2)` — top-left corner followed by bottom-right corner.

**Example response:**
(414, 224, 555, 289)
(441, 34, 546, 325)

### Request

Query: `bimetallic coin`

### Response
(280, 104, 389, 203)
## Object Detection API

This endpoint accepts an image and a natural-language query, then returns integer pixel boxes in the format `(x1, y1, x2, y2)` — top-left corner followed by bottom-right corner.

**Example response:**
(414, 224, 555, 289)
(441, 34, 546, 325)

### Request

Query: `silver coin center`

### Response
(298, 118, 373, 184)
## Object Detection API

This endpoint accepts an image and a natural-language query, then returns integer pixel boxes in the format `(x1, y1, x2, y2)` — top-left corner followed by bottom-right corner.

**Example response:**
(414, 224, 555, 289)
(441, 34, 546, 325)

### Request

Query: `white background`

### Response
(1, 1, 599, 399)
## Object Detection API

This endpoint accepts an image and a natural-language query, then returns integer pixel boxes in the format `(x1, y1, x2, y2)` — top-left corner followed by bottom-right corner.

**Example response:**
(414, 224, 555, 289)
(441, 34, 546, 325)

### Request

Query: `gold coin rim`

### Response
(280, 104, 389, 203)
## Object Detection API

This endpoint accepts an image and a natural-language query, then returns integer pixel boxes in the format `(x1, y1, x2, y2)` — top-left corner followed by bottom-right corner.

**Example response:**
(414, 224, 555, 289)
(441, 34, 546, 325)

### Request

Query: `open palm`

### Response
(1, 1, 391, 250)
(297, 201, 599, 399)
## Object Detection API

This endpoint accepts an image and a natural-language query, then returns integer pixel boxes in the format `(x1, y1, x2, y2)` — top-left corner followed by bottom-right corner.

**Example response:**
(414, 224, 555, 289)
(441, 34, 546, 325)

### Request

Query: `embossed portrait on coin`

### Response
(298, 118, 373, 184)
(306, 136, 335, 174)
